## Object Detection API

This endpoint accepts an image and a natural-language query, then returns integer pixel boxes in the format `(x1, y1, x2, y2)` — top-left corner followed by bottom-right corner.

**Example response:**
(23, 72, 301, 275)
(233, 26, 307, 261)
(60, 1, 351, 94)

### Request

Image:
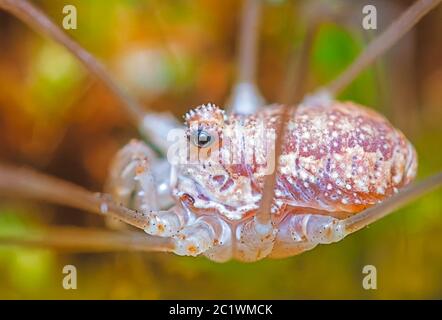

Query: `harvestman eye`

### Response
(191, 129, 214, 148)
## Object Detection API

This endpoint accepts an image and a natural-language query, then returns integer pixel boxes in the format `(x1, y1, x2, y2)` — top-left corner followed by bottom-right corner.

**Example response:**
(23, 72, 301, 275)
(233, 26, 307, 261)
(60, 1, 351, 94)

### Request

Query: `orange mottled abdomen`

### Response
(271, 101, 417, 217)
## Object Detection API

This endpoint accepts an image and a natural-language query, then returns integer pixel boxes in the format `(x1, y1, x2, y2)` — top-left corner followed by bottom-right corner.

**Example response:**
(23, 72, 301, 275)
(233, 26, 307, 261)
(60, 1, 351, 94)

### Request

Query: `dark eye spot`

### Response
(192, 129, 213, 148)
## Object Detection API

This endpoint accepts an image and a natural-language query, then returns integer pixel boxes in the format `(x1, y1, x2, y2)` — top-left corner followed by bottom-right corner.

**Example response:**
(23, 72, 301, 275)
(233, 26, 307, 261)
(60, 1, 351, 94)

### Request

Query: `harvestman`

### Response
(0, 0, 441, 262)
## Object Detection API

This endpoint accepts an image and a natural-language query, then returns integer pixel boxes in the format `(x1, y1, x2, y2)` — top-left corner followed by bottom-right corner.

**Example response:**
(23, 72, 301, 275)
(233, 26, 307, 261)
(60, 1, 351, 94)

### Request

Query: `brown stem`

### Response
(0, 163, 151, 230)
(324, 0, 441, 96)
(0, 0, 149, 134)
(0, 226, 174, 252)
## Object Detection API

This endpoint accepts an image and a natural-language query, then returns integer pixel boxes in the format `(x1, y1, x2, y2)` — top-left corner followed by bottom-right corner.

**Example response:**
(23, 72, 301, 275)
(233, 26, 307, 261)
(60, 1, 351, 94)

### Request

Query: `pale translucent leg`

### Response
(172, 215, 232, 261)
(106, 139, 236, 261)
(226, 0, 264, 114)
(270, 214, 345, 259)
(0, 163, 226, 259)
(234, 216, 278, 262)
(141, 112, 182, 155)
(107, 140, 158, 210)
(0, 219, 232, 260)
(271, 172, 442, 259)
(106, 139, 176, 210)
(228, 82, 265, 115)
(1, 163, 440, 260)
(301, 89, 334, 107)
(106, 140, 182, 236)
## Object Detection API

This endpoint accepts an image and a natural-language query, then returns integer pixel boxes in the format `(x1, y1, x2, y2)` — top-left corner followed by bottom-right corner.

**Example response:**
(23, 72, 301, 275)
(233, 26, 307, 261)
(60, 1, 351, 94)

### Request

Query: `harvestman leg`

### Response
(227, 0, 264, 115)
(235, 216, 278, 262)
(107, 140, 229, 258)
(268, 0, 442, 257)
(305, 0, 442, 103)
(107, 140, 186, 236)
(0, 219, 231, 260)
(269, 214, 344, 258)
(0, 164, 441, 257)
(0, 226, 174, 253)
(0, 0, 181, 155)
(141, 112, 182, 155)
(0, 163, 183, 254)
(1, 0, 441, 259)
(270, 173, 442, 259)
(0, 163, 229, 257)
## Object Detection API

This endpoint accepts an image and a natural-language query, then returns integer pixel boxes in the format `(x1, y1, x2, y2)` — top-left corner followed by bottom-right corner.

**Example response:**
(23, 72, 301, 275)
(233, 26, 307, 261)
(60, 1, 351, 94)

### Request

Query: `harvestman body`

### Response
(107, 99, 417, 262)
(0, 0, 441, 263)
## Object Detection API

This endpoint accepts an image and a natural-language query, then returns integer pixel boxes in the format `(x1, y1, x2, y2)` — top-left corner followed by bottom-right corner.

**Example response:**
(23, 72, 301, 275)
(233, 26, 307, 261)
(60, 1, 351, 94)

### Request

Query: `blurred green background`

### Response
(0, 0, 441, 299)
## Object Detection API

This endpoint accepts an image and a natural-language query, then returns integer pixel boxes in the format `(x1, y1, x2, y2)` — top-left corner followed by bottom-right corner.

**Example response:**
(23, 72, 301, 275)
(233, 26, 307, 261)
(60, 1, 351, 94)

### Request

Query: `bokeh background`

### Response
(0, 0, 441, 299)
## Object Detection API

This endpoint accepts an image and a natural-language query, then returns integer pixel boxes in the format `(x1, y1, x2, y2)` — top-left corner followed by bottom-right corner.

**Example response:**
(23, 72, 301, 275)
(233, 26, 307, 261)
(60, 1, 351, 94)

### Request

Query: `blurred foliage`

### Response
(0, 0, 441, 299)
